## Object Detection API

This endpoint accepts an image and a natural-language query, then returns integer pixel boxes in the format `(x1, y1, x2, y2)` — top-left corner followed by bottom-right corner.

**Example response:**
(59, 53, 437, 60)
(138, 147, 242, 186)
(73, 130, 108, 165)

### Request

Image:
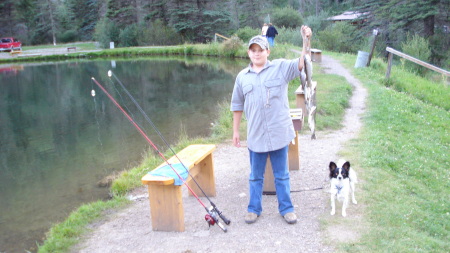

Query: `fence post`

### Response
(385, 52, 393, 79)
(367, 29, 379, 67)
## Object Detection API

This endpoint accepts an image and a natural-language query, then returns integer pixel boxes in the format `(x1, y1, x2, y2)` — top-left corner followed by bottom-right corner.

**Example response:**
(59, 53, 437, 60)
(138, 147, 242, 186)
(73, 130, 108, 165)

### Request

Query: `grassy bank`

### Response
(37, 43, 353, 252)
(3, 41, 323, 64)
(328, 52, 449, 252)
(0, 41, 249, 64)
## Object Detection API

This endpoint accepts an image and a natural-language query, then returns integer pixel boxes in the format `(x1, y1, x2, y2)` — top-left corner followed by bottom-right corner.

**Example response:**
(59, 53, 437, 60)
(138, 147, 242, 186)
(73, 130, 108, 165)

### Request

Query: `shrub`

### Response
(93, 18, 120, 48)
(221, 36, 244, 57)
(315, 22, 365, 53)
(401, 33, 431, 76)
(304, 11, 331, 35)
(138, 19, 183, 46)
(58, 30, 78, 43)
(276, 27, 302, 47)
(271, 7, 303, 29)
(119, 24, 138, 47)
(235, 26, 260, 43)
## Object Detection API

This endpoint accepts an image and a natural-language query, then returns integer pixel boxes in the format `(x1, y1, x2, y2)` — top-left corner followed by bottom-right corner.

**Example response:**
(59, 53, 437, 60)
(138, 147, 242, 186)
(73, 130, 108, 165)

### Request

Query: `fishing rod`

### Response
(91, 75, 230, 232)
(105, 71, 231, 228)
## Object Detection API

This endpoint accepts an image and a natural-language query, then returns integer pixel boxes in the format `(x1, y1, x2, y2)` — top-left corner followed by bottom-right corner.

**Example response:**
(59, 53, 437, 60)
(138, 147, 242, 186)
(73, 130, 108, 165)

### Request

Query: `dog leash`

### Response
(263, 187, 324, 195)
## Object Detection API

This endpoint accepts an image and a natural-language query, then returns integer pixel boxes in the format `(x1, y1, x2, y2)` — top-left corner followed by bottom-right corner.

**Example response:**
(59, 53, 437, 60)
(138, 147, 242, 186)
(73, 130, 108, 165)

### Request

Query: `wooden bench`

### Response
(295, 85, 307, 122)
(67, 47, 76, 52)
(263, 109, 303, 193)
(141, 144, 216, 232)
(311, 49, 322, 62)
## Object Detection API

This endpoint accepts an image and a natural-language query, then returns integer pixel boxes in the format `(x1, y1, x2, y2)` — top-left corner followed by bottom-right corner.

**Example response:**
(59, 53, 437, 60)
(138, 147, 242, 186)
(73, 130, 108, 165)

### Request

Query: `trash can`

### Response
(354, 51, 369, 68)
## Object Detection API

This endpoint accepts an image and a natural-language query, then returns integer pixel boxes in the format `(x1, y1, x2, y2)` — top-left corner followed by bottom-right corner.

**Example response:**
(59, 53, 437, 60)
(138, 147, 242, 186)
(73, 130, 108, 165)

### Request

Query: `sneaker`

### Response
(283, 212, 297, 224)
(244, 212, 259, 224)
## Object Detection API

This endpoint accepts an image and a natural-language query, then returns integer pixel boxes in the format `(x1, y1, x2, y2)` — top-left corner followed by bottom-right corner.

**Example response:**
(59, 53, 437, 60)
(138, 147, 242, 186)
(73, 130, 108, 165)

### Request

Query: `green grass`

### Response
(37, 197, 129, 253)
(37, 44, 353, 252)
(327, 52, 449, 252)
(286, 63, 353, 132)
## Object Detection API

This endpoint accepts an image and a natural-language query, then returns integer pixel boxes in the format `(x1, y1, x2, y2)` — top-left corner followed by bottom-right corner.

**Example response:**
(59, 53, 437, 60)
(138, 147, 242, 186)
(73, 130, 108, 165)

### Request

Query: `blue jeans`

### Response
(248, 146, 294, 216)
(267, 37, 275, 47)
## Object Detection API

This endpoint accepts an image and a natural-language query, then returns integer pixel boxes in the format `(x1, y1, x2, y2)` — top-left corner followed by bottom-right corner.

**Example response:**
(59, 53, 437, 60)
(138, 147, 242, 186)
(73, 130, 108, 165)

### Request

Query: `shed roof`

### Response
(327, 11, 366, 21)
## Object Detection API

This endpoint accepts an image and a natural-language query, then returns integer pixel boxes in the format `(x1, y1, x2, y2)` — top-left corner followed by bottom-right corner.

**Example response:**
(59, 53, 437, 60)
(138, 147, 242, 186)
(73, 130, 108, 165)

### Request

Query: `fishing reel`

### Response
(204, 206, 230, 233)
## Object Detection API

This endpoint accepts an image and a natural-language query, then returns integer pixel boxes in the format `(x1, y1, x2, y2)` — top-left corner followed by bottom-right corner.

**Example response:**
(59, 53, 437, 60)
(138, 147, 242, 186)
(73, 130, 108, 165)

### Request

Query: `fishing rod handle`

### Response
(219, 213, 231, 225)
(217, 220, 228, 233)
(210, 203, 231, 225)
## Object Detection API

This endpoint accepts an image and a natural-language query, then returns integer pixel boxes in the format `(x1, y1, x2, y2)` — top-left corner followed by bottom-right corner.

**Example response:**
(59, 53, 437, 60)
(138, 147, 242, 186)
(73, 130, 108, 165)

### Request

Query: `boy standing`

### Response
(230, 26, 312, 224)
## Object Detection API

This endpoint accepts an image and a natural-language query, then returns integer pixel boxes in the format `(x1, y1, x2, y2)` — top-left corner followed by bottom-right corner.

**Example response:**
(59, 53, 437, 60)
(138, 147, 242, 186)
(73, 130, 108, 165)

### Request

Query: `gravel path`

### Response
(71, 54, 367, 253)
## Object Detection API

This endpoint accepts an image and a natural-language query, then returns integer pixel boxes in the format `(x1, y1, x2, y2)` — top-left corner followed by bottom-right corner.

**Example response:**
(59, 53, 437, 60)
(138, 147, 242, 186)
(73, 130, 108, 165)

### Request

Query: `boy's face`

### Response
(248, 44, 270, 68)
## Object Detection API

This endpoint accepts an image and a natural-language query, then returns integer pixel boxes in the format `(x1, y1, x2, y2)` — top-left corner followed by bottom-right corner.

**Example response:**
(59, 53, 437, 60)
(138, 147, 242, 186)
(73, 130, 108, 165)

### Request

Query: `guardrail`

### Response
(385, 47, 449, 81)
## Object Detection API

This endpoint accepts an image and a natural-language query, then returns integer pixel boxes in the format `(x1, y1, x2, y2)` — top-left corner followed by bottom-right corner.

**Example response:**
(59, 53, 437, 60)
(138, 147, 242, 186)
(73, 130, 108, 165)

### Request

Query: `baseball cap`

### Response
(248, 35, 269, 50)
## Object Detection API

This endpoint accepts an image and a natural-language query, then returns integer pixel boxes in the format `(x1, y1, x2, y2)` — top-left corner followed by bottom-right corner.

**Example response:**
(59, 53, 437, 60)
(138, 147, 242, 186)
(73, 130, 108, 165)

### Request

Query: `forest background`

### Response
(0, 0, 448, 71)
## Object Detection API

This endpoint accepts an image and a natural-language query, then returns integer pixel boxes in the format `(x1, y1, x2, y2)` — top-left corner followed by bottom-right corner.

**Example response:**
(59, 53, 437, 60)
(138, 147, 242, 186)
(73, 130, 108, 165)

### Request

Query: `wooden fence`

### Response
(214, 33, 230, 42)
(385, 47, 449, 82)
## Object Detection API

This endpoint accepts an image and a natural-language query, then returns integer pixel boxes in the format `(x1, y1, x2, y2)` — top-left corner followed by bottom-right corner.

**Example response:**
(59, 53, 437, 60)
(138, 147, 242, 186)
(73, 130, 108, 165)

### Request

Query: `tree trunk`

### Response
(423, 15, 435, 38)
(316, 0, 320, 16)
(298, 0, 303, 14)
(135, 0, 144, 23)
(46, 0, 57, 45)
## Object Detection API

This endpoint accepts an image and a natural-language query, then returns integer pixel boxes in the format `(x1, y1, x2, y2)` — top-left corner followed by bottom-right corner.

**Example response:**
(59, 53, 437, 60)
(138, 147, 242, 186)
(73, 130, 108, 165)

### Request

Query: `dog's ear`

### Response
(329, 162, 337, 171)
(343, 161, 351, 171)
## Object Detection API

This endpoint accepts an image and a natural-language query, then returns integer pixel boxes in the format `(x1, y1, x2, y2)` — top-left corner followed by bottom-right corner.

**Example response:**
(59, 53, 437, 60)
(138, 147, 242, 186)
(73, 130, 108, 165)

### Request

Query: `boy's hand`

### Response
(233, 132, 241, 147)
(301, 25, 312, 40)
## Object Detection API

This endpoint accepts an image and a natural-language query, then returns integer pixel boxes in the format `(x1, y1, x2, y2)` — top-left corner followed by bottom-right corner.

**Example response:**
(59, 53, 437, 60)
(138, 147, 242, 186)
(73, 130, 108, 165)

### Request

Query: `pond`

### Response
(0, 56, 246, 252)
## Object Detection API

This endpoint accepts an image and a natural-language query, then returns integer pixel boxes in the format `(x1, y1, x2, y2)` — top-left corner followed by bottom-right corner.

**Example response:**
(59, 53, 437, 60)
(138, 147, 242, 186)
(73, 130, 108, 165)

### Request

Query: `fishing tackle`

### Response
(91, 73, 230, 232)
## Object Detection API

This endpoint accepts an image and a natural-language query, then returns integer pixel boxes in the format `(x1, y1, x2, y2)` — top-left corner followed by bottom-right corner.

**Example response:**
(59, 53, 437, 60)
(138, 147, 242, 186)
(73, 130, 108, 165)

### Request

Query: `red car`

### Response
(0, 37, 22, 52)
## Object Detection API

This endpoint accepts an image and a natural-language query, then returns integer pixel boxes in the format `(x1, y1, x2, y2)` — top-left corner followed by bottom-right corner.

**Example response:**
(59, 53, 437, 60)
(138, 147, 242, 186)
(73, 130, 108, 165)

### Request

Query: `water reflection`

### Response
(0, 57, 245, 252)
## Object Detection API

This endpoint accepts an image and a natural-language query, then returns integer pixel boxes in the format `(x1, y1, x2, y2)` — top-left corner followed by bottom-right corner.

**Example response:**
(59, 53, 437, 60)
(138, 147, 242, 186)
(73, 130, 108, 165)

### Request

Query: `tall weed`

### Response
(366, 56, 449, 110)
(221, 36, 245, 57)
(330, 52, 450, 252)
(401, 33, 431, 76)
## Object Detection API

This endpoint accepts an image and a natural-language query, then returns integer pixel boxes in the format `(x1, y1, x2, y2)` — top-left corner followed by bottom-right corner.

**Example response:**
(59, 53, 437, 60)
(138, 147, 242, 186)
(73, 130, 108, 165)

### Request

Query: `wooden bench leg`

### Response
(147, 184, 185, 232)
(263, 133, 300, 193)
(296, 94, 307, 122)
(288, 131, 300, 171)
(187, 153, 216, 197)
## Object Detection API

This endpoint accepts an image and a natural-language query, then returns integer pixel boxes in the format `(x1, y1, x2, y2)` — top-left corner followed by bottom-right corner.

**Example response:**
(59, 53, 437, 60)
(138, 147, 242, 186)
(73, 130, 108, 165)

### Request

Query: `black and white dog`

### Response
(329, 159, 357, 217)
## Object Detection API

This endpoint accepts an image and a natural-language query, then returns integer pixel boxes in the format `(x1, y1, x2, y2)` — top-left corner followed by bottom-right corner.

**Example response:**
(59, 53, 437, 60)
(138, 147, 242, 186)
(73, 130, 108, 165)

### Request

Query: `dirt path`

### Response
(71, 54, 367, 253)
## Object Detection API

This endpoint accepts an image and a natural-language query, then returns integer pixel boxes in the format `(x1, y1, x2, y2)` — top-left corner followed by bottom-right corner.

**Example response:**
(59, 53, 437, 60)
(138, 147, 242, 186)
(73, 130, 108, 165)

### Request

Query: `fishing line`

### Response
(107, 71, 216, 204)
(90, 76, 230, 232)
(106, 75, 154, 158)
(91, 84, 107, 166)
